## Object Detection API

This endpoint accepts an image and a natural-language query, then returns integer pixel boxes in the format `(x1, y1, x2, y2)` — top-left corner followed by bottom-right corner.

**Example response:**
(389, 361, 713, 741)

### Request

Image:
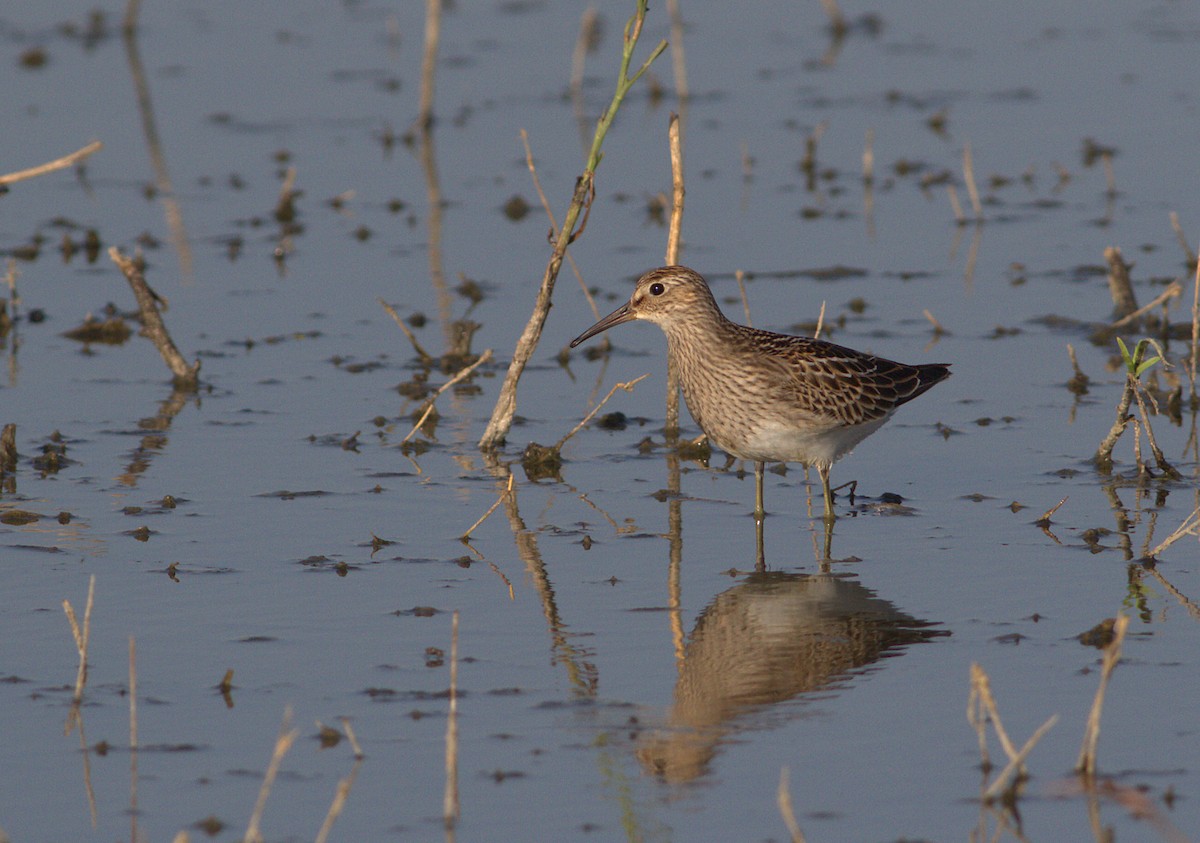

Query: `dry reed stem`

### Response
(1102, 151, 1116, 195)
(378, 298, 433, 362)
(416, 0, 441, 131)
(556, 373, 650, 450)
(1149, 505, 1200, 559)
(1076, 614, 1129, 778)
(982, 715, 1058, 803)
(967, 663, 1023, 771)
(665, 112, 685, 436)
(1128, 365, 1180, 478)
(1104, 246, 1138, 318)
(1108, 281, 1182, 332)
(443, 611, 460, 830)
(314, 720, 363, 843)
(735, 270, 752, 326)
(122, 0, 142, 33)
(519, 130, 603, 324)
(478, 2, 666, 450)
(777, 767, 807, 843)
(569, 7, 599, 107)
(1095, 378, 1135, 471)
(243, 707, 298, 843)
(0, 140, 103, 186)
(460, 473, 514, 542)
(63, 575, 96, 706)
(401, 349, 493, 445)
(108, 247, 201, 388)
(923, 309, 947, 336)
(813, 301, 827, 341)
(962, 142, 982, 220)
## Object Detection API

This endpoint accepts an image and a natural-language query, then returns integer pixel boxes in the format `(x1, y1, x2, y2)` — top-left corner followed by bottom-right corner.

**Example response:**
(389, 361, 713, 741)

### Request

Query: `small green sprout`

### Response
(1116, 337, 1160, 379)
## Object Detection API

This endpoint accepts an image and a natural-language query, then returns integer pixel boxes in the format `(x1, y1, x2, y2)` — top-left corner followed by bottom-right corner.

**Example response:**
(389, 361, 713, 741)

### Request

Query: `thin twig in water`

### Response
(1190, 252, 1200, 399)
(1149, 505, 1200, 559)
(108, 247, 201, 388)
(478, 1, 667, 449)
(1169, 211, 1197, 267)
(982, 714, 1058, 803)
(1076, 614, 1129, 778)
(460, 473, 514, 542)
(947, 184, 965, 226)
(378, 298, 434, 362)
(63, 575, 96, 707)
(415, 0, 441, 132)
(1107, 281, 1181, 332)
(813, 301, 827, 341)
(314, 720, 363, 843)
(244, 707, 298, 843)
(0, 140, 103, 186)
(556, 373, 649, 450)
(923, 309, 947, 336)
(402, 349, 493, 445)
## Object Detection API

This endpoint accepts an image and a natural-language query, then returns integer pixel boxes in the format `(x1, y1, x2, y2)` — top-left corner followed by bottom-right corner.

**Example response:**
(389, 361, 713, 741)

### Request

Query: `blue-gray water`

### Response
(1, 2, 1198, 840)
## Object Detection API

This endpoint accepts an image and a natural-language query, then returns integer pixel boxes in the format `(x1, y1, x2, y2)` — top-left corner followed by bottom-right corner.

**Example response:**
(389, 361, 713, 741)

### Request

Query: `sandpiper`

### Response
(569, 266, 950, 520)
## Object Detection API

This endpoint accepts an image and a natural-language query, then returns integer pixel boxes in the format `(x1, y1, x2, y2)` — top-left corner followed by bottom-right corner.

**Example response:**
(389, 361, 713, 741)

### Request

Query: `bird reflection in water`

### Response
(638, 571, 946, 783)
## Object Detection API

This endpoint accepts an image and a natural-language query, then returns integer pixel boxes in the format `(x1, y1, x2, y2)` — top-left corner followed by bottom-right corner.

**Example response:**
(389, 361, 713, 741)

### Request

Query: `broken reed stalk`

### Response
(556, 373, 649, 451)
(947, 184, 965, 226)
(401, 349, 493, 445)
(519, 130, 602, 324)
(1104, 246, 1138, 319)
(313, 718, 364, 843)
(1076, 614, 1130, 778)
(813, 301, 827, 342)
(443, 611, 460, 830)
(478, 1, 667, 450)
(1169, 211, 1197, 267)
(962, 141, 982, 221)
(460, 473, 514, 542)
(108, 247, 201, 389)
(415, 0, 441, 132)
(1095, 376, 1135, 472)
(1108, 281, 1181, 333)
(0, 140, 103, 187)
(378, 298, 434, 363)
(968, 664, 1058, 803)
(664, 112, 685, 438)
(243, 707, 298, 843)
(777, 767, 807, 843)
(63, 575, 96, 706)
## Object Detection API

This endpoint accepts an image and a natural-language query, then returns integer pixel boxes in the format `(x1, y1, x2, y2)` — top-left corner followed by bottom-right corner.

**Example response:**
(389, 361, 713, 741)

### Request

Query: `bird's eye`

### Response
(649, 282, 665, 296)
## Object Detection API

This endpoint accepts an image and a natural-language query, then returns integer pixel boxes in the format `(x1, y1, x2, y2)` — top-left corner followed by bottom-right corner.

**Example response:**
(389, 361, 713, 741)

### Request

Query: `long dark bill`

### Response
(569, 302, 636, 348)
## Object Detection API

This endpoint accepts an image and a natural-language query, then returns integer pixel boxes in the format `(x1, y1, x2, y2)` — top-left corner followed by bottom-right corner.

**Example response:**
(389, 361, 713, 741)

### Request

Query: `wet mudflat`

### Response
(2, 2, 1199, 841)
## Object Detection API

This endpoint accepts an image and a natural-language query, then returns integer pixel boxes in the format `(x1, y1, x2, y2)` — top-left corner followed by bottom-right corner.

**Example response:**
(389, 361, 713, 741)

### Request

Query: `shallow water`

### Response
(2, 2, 1199, 841)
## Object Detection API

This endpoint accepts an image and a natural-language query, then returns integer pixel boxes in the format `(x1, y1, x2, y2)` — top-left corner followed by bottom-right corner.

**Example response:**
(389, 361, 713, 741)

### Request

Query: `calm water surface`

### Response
(1, 2, 1198, 841)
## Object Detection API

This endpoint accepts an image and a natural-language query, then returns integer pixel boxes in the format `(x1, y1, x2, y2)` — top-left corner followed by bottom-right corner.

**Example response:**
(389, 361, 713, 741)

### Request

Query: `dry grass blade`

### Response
(314, 720, 364, 843)
(1076, 614, 1129, 778)
(443, 611, 461, 830)
(243, 707, 299, 843)
(665, 112, 685, 437)
(777, 767, 807, 843)
(1036, 497, 1068, 526)
(0, 140, 103, 186)
(401, 349, 493, 445)
(415, 0, 441, 132)
(967, 663, 1022, 770)
(813, 300, 827, 342)
(555, 373, 649, 450)
(1108, 281, 1182, 331)
(962, 141, 982, 221)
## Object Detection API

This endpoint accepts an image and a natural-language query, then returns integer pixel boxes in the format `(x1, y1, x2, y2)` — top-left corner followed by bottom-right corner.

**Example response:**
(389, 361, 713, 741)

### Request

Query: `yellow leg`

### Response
(818, 464, 835, 521)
